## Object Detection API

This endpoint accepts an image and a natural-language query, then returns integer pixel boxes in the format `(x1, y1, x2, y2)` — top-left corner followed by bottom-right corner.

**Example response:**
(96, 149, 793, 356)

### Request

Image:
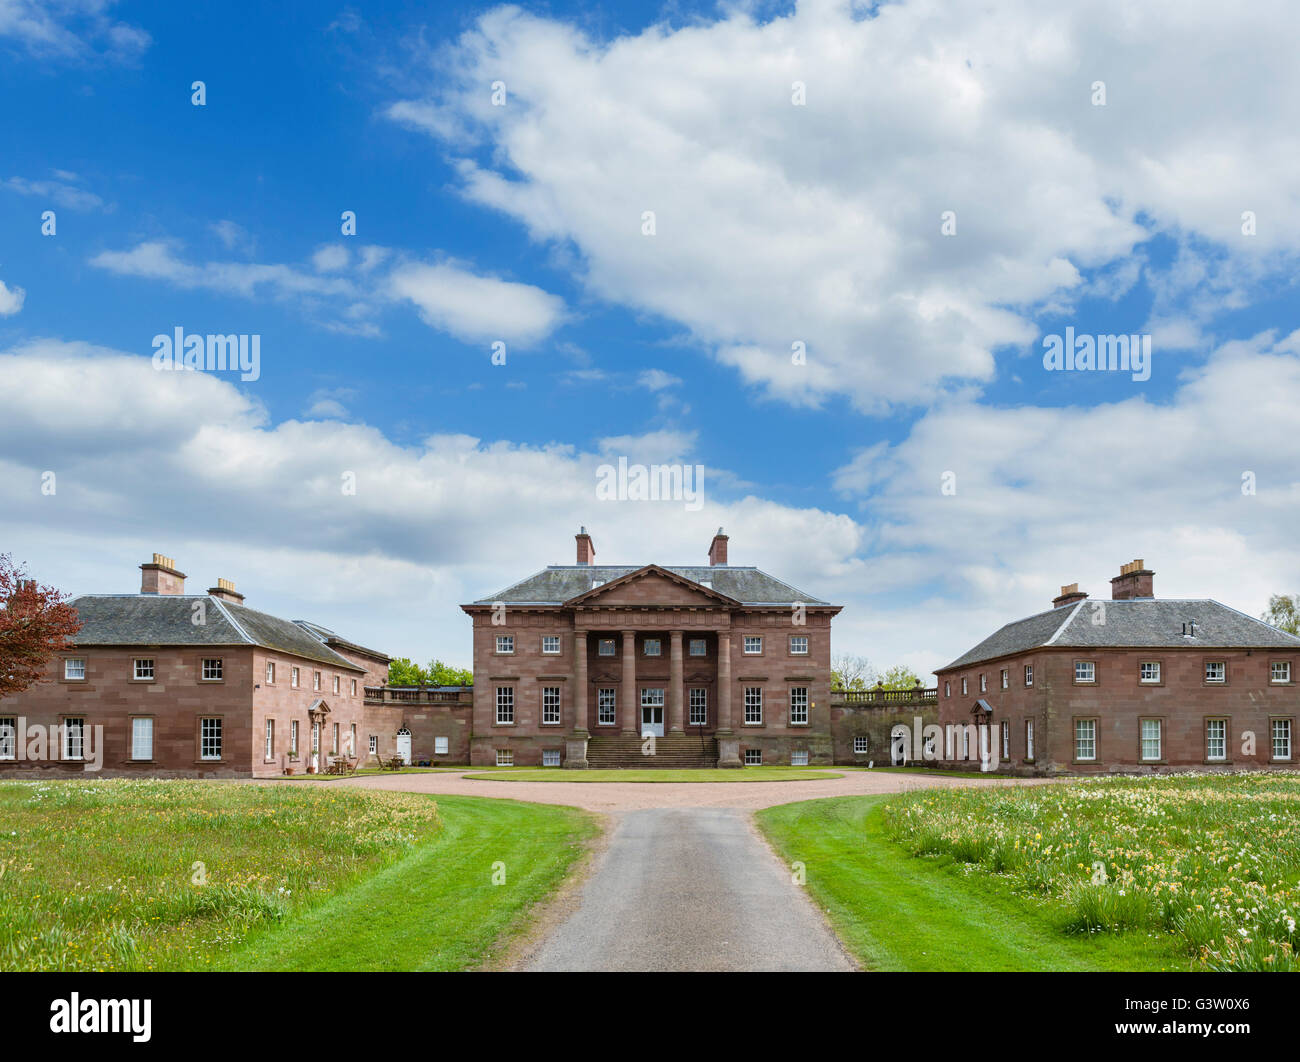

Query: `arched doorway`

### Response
(396, 728, 412, 765)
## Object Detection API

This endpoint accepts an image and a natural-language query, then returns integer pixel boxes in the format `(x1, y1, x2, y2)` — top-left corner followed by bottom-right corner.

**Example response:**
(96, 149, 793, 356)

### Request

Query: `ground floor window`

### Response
(1026, 719, 1035, 760)
(689, 688, 707, 726)
(1074, 718, 1096, 762)
(744, 748, 762, 765)
(1273, 719, 1293, 761)
(264, 719, 274, 760)
(791, 750, 809, 766)
(1206, 718, 1226, 761)
(598, 688, 616, 726)
(1140, 718, 1162, 761)
(789, 687, 808, 725)
(542, 749, 561, 767)
(1000, 720, 1009, 759)
(496, 749, 514, 767)
(0, 717, 16, 760)
(496, 687, 515, 725)
(332, 722, 340, 755)
(369, 734, 378, 755)
(63, 718, 85, 760)
(435, 736, 449, 755)
(292, 720, 300, 756)
(853, 736, 869, 755)
(200, 718, 222, 761)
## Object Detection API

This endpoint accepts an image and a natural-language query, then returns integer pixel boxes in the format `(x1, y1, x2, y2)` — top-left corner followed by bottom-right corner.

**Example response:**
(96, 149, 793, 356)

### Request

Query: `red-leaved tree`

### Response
(0, 555, 82, 697)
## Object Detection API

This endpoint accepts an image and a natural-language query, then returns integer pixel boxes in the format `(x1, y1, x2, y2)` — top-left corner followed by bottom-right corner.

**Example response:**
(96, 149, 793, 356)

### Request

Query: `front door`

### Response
(641, 703, 664, 738)
(395, 729, 412, 764)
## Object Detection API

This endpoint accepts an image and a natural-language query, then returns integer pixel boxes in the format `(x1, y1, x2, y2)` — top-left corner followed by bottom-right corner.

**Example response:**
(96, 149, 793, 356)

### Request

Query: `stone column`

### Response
(621, 629, 638, 733)
(668, 630, 684, 733)
(715, 629, 741, 767)
(572, 631, 589, 734)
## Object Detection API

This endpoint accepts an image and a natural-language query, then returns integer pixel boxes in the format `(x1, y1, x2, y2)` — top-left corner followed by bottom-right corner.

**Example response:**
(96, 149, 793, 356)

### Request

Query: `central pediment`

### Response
(565, 565, 739, 609)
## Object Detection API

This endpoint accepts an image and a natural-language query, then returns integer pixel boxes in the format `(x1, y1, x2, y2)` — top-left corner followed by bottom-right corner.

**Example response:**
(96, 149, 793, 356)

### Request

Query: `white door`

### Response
(641, 704, 664, 738)
(395, 729, 412, 764)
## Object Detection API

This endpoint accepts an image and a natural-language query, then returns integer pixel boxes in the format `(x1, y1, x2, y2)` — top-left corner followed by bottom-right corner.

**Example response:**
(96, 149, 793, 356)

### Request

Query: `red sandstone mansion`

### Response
(461, 529, 842, 768)
(935, 560, 1300, 773)
(0, 555, 400, 777)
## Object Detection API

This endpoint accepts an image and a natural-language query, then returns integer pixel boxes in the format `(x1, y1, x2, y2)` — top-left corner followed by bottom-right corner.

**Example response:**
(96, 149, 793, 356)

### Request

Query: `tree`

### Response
(426, 659, 473, 686)
(1262, 594, 1300, 636)
(0, 555, 81, 697)
(831, 653, 877, 690)
(879, 664, 922, 690)
(387, 657, 473, 687)
(387, 657, 425, 686)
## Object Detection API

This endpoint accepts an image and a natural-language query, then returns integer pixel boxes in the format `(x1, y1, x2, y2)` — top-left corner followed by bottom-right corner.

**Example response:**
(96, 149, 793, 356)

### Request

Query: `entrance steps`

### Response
(585, 733, 718, 769)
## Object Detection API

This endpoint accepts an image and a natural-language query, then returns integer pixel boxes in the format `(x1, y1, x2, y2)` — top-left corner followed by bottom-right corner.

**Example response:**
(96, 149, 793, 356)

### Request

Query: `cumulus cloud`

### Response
(0, 278, 25, 315)
(387, 260, 567, 345)
(387, 0, 1300, 411)
(3, 174, 105, 211)
(0, 0, 149, 61)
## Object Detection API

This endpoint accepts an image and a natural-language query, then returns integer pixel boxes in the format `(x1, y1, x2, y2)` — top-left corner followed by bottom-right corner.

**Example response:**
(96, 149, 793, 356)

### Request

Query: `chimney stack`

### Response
(207, 577, 245, 604)
(708, 528, 729, 567)
(140, 553, 186, 595)
(1111, 559, 1154, 600)
(575, 527, 596, 566)
(1052, 582, 1088, 609)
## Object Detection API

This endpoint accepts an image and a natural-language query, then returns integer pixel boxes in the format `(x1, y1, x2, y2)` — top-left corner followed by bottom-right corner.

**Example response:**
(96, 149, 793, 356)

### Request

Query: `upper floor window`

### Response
(133, 659, 154, 681)
(1205, 661, 1226, 684)
(598, 639, 616, 656)
(1000, 669, 1008, 690)
(351, 679, 357, 696)
(495, 687, 515, 725)
(744, 687, 763, 725)
(542, 686, 562, 725)
(1271, 661, 1291, 684)
(1024, 665, 1034, 686)
(789, 636, 808, 656)
(643, 638, 662, 657)
(265, 661, 275, 684)
(943, 681, 950, 698)
(201, 658, 223, 681)
(496, 636, 514, 654)
(979, 674, 987, 692)
(1074, 661, 1096, 684)
(64, 658, 85, 681)
(789, 687, 809, 725)
(333, 675, 340, 694)
(960, 677, 968, 695)
(1140, 662, 1161, 684)
(542, 636, 561, 655)
(291, 667, 300, 688)
(689, 639, 708, 657)
(312, 671, 321, 691)
(743, 636, 763, 654)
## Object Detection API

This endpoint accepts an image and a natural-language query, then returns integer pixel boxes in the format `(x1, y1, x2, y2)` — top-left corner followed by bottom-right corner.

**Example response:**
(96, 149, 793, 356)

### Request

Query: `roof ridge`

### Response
(1044, 597, 1087, 646)
(207, 596, 255, 645)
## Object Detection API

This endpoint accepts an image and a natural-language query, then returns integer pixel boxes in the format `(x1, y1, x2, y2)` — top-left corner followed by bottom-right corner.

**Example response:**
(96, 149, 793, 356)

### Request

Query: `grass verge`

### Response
(462, 767, 842, 783)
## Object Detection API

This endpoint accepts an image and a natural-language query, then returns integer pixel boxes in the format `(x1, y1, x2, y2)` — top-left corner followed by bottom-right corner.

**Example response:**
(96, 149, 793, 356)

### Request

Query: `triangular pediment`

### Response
(565, 565, 739, 608)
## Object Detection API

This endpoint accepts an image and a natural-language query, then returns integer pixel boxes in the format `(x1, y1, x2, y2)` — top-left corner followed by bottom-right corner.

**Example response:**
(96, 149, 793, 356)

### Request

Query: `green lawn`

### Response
(0, 779, 596, 971)
(757, 795, 1190, 971)
(462, 766, 843, 783)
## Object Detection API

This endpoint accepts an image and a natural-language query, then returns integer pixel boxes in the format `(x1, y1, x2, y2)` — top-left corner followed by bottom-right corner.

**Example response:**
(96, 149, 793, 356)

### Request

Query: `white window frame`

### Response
(1000, 669, 1008, 690)
(333, 675, 340, 695)
(1205, 661, 1226, 684)
(332, 722, 340, 755)
(597, 688, 617, 726)
(1140, 718, 1162, 762)
(689, 688, 708, 726)
(434, 736, 449, 755)
(0, 717, 16, 760)
(743, 636, 763, 655)
(944, 681, 950, 698)
(598, 639, 616, 657)
(1001, 720, 1009, 759)
(744, 687, 762, 725)
(266, 661, 275, 684)
(789, 636, 808, 656)
(1024, 664, 1033, 687)
(744, 749, 762, 765)
(791, 750, 809, 766)
(853, 736, 869, 755)
(64, 658, 85, 681)
(643, 638, 662, 657)
(542, 686, 562, 725)
(689, 639, 707, 657)
(1140, 661, 1161, 684)
(1075, 661, 1095, 683)
(368, 734, 378, 755)
(313, 671, 321, 691)
(291, 720, 300, 755)
(63, 718, 85, 760)
(960, 677, 968, 695)
(351, 679, 357, 697)
(1272, 661, 1292, 684)
(200, 718, 222, 761)
(979, 674, 987, 692)
(542, 635, 561, 655)
(201, 658, 223, 681)
(1074, 718, 1097, 762)
(1025, 719, 1035, 760)
(542, 749, 561, 767)
(291, 667, 300, 688)
(133, 658, 154, 681)
(265, 719, 274, 760)
(641, 687, 665, 708)
(1206, 718, 1226, 762)
(496, 635, 515, 654)
(132, 717, 154, 762)
(1272, 719, 1292, 761)
(789, 687, 809, 726)
(496, 687, 515, 725)
(496, 749, 514, 767)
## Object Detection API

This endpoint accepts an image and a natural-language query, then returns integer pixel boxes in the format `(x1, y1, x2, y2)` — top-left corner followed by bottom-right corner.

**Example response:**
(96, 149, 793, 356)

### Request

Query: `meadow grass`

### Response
(880, 773, 1300, 971)
(0, 779, 594, 971)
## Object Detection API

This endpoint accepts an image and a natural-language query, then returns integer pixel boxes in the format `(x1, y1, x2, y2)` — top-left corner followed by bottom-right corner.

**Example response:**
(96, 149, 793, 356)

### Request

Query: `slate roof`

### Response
(940, 598, 1300, 672)
(472, 565, 832, 606)
(68, 595, 371, 672)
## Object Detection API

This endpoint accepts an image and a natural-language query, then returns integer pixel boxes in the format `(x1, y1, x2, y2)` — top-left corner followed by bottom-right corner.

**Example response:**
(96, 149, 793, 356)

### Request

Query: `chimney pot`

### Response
(708, 528, 729, 567)
(1110, 559, 1154, 600)
(140, 553, 186, 595)
(207, 577, 245, 604)
(575, 529, 596, 566)
(1052, 582, 1088, 608)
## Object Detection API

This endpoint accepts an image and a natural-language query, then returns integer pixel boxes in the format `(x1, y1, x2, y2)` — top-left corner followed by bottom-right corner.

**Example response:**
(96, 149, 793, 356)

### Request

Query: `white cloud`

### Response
(0, 279, 25, 316)
(3, 174, 105, 211)
(389, 0, 1300, 410)
(637, 368, 682, 391)
(0, 0, 149, 61)
(312, 244, 350, 273)
(387, 261, 567, 346)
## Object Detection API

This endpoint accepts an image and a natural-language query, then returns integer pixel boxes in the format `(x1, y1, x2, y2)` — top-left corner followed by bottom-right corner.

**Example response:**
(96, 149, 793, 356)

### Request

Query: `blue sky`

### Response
(2, 0, 1299, 677)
